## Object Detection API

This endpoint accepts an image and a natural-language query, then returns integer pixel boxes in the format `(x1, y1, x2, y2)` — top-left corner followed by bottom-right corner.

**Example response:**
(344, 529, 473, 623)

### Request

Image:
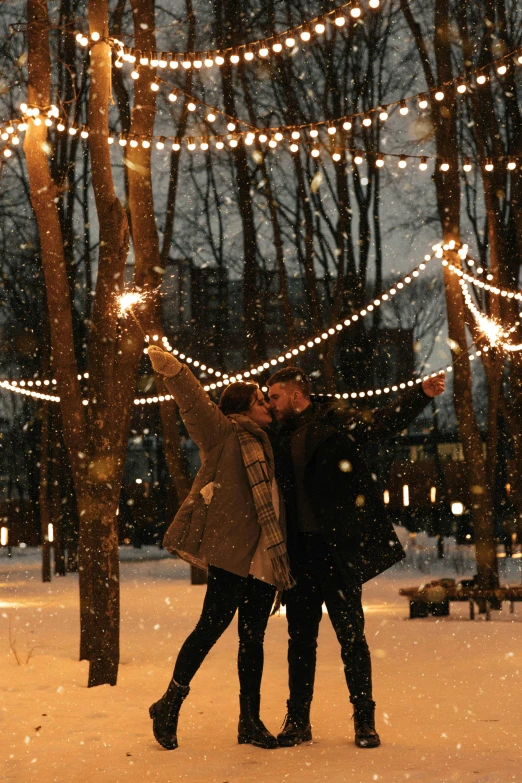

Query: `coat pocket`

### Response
(177, 491, 209, 554)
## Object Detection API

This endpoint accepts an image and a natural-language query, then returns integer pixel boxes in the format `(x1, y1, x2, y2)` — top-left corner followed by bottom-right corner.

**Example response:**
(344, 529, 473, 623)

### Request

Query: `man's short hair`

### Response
(266, 366, 311, 398)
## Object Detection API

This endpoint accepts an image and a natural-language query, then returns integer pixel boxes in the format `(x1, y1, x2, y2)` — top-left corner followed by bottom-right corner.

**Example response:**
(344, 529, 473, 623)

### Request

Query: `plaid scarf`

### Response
(231, 417, 295, 591)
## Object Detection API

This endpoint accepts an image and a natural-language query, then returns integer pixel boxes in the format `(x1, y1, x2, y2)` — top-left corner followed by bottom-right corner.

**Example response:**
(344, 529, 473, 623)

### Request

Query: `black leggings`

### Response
(173, 566, 276, 696)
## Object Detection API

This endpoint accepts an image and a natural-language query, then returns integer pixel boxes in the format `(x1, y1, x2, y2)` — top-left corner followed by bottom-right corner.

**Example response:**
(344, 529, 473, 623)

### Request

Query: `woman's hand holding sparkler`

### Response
(148, 345, 182, 378)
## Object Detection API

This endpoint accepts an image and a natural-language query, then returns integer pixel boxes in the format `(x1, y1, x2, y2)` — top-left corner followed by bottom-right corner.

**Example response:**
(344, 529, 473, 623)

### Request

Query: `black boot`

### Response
(238, 694, 278, 749)
(353, 700, 381, 748)
(149, 679, 190, 750)
(277, 698, 312, 747)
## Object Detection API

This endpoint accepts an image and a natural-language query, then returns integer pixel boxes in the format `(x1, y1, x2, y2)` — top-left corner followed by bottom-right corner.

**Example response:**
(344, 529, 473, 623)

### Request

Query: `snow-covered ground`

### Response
(1, 539, 522, 783)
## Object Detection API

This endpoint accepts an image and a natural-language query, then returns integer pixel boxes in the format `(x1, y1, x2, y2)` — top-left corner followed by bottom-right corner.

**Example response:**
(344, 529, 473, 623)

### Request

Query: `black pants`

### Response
(285, 534, 372, 705)
(173, 565, 276, 696)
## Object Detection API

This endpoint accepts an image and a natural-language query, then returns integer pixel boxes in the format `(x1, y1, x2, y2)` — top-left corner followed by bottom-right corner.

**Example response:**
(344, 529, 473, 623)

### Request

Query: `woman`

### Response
(147, 345, 294, 751)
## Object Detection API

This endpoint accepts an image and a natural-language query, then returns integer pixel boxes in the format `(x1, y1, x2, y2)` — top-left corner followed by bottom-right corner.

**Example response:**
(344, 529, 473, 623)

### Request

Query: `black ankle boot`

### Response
(149, 680, 190, 750)
(238, 694, 278, 749)
(277, 699, 312, 747)
(353, 700, 381, 748)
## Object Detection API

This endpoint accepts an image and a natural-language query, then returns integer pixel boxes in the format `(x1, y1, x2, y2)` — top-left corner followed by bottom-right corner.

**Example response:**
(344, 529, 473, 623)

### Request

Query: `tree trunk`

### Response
(401, 0, 498, 589)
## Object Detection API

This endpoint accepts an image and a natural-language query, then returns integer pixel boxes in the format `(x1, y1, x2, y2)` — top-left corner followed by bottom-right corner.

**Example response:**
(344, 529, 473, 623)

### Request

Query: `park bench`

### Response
(399, 578, 522, 620)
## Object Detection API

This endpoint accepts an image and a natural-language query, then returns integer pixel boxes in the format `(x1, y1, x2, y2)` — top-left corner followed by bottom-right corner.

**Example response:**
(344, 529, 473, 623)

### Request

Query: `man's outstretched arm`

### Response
(338, 374, 445, 444)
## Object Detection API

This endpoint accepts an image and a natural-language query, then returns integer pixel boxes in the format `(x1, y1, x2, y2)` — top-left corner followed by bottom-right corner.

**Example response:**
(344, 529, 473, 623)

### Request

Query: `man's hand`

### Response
(147, 345, 182, 378)
(422, 373, 445, 398)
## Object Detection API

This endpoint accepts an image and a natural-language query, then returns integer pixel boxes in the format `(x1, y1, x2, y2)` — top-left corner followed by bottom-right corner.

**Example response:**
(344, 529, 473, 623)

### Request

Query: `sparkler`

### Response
(116, 290, 149, 338)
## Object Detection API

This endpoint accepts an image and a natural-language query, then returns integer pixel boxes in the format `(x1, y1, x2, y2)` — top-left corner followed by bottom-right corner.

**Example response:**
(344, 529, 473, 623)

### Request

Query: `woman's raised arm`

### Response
(148, 346, 232, 452)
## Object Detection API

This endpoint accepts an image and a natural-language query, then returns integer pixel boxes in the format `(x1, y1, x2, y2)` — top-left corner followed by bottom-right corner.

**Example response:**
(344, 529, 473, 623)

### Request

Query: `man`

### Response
(267, 367, 445, 749)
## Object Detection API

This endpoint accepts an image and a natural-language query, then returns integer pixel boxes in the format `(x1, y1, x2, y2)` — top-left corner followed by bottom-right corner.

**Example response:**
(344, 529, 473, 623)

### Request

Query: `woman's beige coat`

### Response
(163, 364, 280, 581)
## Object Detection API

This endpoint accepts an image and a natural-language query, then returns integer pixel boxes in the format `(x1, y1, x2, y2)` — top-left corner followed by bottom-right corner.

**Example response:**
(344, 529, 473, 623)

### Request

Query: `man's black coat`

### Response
(271, 385, 431, 585)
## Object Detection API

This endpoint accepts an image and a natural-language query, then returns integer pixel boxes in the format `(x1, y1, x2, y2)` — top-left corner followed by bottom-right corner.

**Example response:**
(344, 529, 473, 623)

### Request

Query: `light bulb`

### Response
(378, 107, 388, 121)
(258, 47, 269, 57)
(193, 57, 202, 68)
(119, 138, 127, 146)
(169, 60, 179, 69)
(12, 135, 19, 145)
(272, 41, 283, 53)
(343, 120, 352, 130)
(187, 139, 196, 150)
(457, 81, 467, 93)
(168, 92, 177, 102)
(204, 56, 214, 67)
(335, 15, 345, 26)
(150, 57, 159, 67)
(440, 161, 449, 171)
(187, 102, 196, 111)
(274, 131, 283, 141)
(91, 31, 100, 42)
(130, 138, 138, 147)
(315, 22, 326, 34)
(57, 123, 65, 132)
(269, 138, 277, 148)
(158, 56, 167, 68)
(230, 53, 240, 64)
(376, 155, 384, 167)
(68, 126, 77, 135)
(215, 55, 225, 65)
(131, 70, 139, 79)
(399, 100, 408, 115)
(332, 151, 341, 161)
(507, 158, 516, 170)
(259, 134, 268, 143)
(327, 125, 336, 135)
(418, 94, 429, 109)
(350, 7, 362, 18)
(244, 49, 254, 61)
(207, 113, 216, 122)
(463, 157, 472, 172)
(290, 143, 299, 153)
(398, 155, 407, 168)
(300, 28, 311, 41)
(485, 159, 494, 172)
(291, 130, 300, 140)
(362, 115, 372, 127)
(150, 82, 159, 91)
(311, 147, 320, 157)
(419, 156, 428, 170)
(369, 0, 380, 6)
(172, 141, 181, 151)
(310, 127, 318, 138)
(80, 129, 88, 138)
(476, 74, 487, 85)
(354, 152, 363, 164)
(435, 90, 444, 101)
(3, 148, 12, 158)
(227, 122, 236, 131)
(497, 64, 507, 75)
(142, 139, 150, 148)
(286, 37, 295, 47)
(216, 138, 224, 149)
(230, 137, 238, 147)
(156, 139, 165, 149)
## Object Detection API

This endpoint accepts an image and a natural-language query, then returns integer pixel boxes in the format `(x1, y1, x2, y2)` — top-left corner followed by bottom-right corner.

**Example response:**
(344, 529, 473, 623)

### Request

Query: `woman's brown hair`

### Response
(218, 381, 258, 416)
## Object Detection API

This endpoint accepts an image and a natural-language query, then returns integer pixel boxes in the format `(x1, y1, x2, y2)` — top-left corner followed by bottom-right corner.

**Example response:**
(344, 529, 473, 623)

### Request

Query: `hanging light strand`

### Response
(133, 254, 436, 402)
(81, 1, 379, 70)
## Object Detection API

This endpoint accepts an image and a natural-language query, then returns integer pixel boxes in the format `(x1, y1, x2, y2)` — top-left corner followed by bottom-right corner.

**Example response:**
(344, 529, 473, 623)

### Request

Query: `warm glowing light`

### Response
(48, 523, 54, 542)
(117, 291, 147, 318)
(451, 502, 464, 516)
(403, 485, 410, 507)
(383, 490, 390, 505)
(399, 100, 408, 115)
(430, 486, 436, 503)
(0, 527, 7, 546)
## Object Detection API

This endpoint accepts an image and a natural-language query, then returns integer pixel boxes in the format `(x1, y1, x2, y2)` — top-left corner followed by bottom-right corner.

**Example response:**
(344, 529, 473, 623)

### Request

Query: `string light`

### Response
(0, 380, 59, 402)
(106, 1, 380, 71)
